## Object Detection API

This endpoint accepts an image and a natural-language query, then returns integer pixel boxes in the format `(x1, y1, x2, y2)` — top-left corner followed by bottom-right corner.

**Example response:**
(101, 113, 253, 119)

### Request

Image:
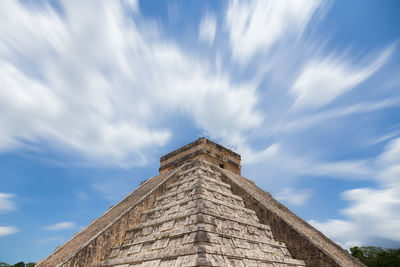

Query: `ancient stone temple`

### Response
(37, 138, 364, 267)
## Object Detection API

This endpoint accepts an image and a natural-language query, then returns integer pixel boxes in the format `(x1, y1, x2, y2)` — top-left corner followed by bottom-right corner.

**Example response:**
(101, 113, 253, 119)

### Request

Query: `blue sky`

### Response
(0, 0, 399, 263)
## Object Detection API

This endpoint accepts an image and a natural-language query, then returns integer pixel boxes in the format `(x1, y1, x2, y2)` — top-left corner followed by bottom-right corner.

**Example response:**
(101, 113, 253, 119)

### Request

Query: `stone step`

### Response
(128, 207, 271, 234)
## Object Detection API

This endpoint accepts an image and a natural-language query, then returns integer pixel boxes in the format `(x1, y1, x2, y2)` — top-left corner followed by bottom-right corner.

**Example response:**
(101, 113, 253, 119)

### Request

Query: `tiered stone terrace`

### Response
(37, 138, 365, 267)
(95, 160, 306, 267)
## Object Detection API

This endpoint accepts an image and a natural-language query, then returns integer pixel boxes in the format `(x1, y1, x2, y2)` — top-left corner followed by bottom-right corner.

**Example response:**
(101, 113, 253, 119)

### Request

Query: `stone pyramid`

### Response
(37, 138, 364, 267)
(95, 159, 306, 267)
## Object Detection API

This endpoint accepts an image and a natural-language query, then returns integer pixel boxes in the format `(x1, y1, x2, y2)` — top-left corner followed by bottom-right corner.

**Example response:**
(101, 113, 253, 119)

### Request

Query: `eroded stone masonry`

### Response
(37, 138, 364, 267)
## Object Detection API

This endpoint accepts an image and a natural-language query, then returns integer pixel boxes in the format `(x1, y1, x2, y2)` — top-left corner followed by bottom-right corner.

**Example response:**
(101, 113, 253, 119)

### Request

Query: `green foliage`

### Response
(350, 246, 400, 267)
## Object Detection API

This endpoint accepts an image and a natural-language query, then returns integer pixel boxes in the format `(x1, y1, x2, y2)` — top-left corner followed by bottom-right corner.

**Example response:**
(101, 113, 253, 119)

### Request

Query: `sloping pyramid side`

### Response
(38, 158, 364, 267)
(219, 169, 364, 267)
(95, 160, 306, 267)
(37, 166, 185, 267)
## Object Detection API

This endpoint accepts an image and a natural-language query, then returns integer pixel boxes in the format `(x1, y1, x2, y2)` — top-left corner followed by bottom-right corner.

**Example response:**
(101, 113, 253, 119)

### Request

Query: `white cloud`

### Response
(310, 138, 400, 247)
(272, 98, 400, 135)
(246, 145, 373, 181)
(0, 194, 19, 238)
(305, 159, 373, 179)
(0, 1, 171, 166)
(343, 188, 400, 240)
(0, 193, 17, 214)
(199, 13, 217, 45)
(309, 219, 360, 249)
(310, 187, 400, 248)
(0, 226, 19, 237)
(370, 129, 400, 146)
(241, 143, 280, 165)
(291, 46, 394, 109)
(275, 187, 312, 206)
(43, 222, 76, 231)
(226, 0, 322, 63)
(0, 1, 262, 166)
(151, 50, 262, 145)
(377, 137, 400, 171)
(125, 0, 139, 13)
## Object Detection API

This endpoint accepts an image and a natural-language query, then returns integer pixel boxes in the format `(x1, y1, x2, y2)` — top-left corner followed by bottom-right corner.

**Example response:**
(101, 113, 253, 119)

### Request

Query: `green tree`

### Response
(350, 246, 400, 267)
(350, 246, 365, 262)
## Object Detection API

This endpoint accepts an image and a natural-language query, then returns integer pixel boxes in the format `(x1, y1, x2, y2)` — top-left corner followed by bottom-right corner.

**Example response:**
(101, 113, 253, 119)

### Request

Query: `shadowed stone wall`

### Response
(219, 168, 365, 267)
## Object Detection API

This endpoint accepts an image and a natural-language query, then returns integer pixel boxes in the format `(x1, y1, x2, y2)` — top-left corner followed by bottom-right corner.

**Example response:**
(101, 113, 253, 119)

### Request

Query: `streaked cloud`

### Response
(241, 143, 280, 165)
(291, 46, 394, 109)
(0, 0, 399, 256)
(310, 138, 400, 247)
(304, 159, 374, 179)
(273, 98, 400, 135)
(275, 187, 312, 206)
(226, 0, 322, 63)
(0, 226, 19, 237)
(42, 222, 76, 231)
(0, 1, 262, 166)
(0, 193, 17, 214)
(309, 219, 359, 249)
(246, 145, 373, 181)
(0, 1, 171, 166)
(125, 0, 139, 13)
(199, 13, 217, 45)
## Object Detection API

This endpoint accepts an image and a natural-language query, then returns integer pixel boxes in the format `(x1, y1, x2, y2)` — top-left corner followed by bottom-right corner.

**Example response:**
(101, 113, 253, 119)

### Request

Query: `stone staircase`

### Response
(95, 160, 306, 267)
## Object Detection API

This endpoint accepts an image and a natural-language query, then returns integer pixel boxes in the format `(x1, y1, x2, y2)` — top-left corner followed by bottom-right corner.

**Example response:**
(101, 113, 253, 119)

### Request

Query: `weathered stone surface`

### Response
(37, 167, 183, 267)
(219, 169, 364, 267)
(160, 137, 241, 175)
(38, 138, 365, 267)
(95, 160, 305, 267)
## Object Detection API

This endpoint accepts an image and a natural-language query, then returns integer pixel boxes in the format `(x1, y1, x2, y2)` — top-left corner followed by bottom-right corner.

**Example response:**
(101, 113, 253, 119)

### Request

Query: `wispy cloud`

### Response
(369, 130, 400, 146)
(0, 194, 19, 238)
(310, 138, 400, 247)
(240, 143, 280, 165)
(226, 0, 323, 63)
(291, 45, 394, 109)
(0, 193, 17, 214)
(0, 1, 262, 166)
(75, 190, 90, 201)
(0, 1, 171, 166)
(0, 226, 19, 237)
(275, 187, 312, 206)
(309, 219, 359, 249)
(245, 145, 373, 181)
(0, 0, 399, 255)
(125, 0, 139, 13)
(42, 222, 76, 231)
(304, 159, 374, 179)
(168, 1, 180, 24)
(274, 98, 400, 135)
(199, 13, 217, 45)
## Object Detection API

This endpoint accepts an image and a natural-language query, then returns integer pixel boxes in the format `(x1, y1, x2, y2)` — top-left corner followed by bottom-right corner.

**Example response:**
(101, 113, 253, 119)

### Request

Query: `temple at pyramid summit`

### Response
(37, 138, 364, 267)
